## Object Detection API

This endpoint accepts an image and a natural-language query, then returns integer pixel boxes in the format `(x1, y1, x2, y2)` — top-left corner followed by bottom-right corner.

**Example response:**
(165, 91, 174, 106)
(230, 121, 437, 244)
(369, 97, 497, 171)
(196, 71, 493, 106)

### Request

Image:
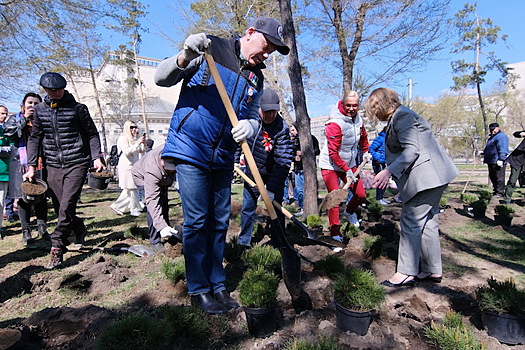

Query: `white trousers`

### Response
(111, 189, 141, 213)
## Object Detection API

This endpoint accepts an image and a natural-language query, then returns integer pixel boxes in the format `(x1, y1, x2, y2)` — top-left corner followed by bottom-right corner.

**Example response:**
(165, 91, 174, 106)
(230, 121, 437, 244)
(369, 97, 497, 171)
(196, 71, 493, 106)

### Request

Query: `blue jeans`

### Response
(176, 163, 232, 295)
(293, 170, 304, 208)
(239, 181, 285, 247)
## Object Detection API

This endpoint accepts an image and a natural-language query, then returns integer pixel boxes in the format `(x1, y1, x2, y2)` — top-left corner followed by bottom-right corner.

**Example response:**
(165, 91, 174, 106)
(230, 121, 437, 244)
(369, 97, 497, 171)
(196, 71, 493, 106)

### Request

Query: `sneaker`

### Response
(130, 210, 141, 217)
(294, 209, 304, 217)
(110, 205, 124, 216)
(46, 247, 63, 269)
(38, 224, 50, 240)
(378, 199, 390, 205)
(22, 227, 33, 245)
(394, 194, 403, 203)
(344, 212, 360, 227)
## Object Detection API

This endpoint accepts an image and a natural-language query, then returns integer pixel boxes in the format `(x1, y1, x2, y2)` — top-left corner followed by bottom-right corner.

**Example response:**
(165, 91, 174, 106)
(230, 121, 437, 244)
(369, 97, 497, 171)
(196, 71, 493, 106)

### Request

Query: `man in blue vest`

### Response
(154, 18, 289, 314)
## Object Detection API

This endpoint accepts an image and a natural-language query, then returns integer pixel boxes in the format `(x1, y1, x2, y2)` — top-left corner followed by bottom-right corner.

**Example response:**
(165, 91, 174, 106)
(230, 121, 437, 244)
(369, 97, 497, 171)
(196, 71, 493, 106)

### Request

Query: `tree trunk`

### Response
(477, 81, 488, 142)
(279, 0, 318, 216)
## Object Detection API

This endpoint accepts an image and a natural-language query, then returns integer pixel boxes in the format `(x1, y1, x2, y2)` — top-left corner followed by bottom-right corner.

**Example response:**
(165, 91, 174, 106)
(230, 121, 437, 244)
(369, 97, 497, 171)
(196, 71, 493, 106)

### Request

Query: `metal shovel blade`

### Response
(127, 244, 156, 257)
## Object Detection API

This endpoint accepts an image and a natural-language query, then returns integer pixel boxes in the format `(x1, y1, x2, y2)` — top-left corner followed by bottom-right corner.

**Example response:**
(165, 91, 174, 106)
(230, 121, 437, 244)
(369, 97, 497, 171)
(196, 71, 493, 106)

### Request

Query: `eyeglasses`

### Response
(130, 126, 138, 129)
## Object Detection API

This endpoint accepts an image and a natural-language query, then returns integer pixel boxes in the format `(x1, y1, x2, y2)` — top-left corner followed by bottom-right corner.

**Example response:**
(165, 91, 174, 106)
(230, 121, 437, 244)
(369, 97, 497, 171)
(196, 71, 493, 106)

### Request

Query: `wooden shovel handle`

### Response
(342, 159, 369, 190)
(204, 52, 278, 220)
(234, 166, 297, 220)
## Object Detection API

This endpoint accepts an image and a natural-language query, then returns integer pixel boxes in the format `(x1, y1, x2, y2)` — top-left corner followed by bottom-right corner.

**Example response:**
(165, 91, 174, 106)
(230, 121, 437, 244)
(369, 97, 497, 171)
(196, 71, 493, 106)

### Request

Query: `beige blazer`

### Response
(386, 105, 458, 202)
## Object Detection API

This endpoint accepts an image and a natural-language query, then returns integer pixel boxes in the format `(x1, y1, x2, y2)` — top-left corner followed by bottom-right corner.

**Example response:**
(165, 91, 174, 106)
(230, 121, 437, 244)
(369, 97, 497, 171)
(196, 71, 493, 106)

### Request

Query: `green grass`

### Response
(447, 221, 525, 265)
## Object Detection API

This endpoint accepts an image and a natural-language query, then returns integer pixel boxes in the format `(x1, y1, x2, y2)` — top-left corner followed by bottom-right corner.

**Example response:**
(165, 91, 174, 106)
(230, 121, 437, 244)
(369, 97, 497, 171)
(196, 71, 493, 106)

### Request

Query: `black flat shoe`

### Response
(415, 274, 442, 283)
(214, 290, 240, 309)
(191, 293, 227, 314)
(380, 275, 416, 287)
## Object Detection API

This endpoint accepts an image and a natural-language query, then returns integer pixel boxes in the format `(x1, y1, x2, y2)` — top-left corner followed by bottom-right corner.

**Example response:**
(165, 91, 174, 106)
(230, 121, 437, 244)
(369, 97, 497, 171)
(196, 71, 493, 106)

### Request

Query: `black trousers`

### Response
(47, 162, 89, 248)
(487, 163, 507, 195)
(137, 185, 170, 245)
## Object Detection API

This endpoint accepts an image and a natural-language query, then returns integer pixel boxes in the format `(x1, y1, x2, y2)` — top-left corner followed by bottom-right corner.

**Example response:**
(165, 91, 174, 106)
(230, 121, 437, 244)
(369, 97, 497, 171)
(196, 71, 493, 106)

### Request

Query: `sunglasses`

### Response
(130, 126, 138, 129)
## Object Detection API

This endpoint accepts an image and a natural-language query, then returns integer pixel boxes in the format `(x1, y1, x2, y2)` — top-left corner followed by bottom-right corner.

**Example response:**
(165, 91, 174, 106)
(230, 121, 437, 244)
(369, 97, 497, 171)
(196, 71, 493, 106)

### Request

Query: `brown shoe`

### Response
(46, 247, 63, 270)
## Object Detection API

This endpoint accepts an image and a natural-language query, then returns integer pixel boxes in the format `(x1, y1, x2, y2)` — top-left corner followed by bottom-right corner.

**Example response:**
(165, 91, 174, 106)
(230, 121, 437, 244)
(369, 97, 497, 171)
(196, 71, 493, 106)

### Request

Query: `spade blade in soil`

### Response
(319, 189, 348, 212)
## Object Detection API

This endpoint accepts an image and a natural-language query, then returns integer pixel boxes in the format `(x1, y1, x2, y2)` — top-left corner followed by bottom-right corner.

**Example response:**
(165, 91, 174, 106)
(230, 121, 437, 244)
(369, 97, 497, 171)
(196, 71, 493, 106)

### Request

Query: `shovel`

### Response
(319, 159, 369, 212)
(68, 244, 156, 257)
(204, 52, 311, 312)
(234, 167, 343, 252)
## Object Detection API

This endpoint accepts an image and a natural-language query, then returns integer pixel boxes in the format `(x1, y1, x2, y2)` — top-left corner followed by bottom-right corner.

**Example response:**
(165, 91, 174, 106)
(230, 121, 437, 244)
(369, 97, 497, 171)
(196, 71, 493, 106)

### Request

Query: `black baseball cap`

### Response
(260, 88, 280, 112)
(248, 17, 290, 55)
(40, 72, 67, 89)
(489, 122, 499, 129)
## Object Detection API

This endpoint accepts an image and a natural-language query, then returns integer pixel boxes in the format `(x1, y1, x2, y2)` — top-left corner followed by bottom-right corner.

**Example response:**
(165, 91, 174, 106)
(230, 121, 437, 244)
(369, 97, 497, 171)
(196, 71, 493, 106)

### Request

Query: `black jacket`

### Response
(235, 116, 292, 193)
(28, 91, 101, 168)
(507, 131, 525, 170)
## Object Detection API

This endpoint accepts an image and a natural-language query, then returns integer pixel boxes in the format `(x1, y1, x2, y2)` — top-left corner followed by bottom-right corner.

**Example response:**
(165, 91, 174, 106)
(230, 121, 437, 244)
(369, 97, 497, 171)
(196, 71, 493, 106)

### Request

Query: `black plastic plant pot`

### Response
(244, 307, 278, 338)
(335, 302, 372, 336)
(374, 223, 396, 242)
(472, 208, 486, 219)
(494, 215, 513, 226)
(88, 172, 111, 190)
(482, 310, 525, 345)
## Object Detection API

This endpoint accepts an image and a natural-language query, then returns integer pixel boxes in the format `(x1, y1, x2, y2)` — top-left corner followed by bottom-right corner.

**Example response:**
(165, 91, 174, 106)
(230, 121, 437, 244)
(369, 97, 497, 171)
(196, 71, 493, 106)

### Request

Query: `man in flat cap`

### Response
(483, 123, 509, 197)
(154, 17, 289, 314)
(24, 72, 104, 269)
(236, 88, 292, 249)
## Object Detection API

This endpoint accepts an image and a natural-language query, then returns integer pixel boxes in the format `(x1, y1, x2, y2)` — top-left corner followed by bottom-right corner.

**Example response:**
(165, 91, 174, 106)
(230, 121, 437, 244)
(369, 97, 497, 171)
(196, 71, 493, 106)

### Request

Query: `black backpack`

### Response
(108, 145, 121, 166)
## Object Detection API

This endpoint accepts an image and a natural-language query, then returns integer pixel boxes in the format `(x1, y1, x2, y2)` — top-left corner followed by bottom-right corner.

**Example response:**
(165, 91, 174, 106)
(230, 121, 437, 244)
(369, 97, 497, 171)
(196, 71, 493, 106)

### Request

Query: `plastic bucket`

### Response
(21, 179, 48, 204)
(335, 302, 372, 335)
(88, 170, 112, 190)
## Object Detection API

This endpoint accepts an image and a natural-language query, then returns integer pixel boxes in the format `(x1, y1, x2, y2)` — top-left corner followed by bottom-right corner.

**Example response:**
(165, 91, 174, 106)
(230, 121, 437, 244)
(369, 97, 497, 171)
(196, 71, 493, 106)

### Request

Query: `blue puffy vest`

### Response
(163, 36, 264, 170)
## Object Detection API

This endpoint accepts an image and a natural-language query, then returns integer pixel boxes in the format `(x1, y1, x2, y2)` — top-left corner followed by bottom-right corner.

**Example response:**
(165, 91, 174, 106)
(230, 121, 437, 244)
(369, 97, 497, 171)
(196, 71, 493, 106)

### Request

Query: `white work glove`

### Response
(160, 226, 177, 238)
(232, 119, 257, 143)
(363, 152, 372, 163)
(346, 170, 356, 183)
(496, 160, 504, 167)
(181, 33, 211, 62)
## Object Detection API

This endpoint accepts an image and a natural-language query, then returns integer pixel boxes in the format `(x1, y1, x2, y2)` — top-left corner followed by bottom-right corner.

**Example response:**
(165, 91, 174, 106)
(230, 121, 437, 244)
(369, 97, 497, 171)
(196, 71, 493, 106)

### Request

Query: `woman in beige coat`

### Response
(110, 121, 146, 216)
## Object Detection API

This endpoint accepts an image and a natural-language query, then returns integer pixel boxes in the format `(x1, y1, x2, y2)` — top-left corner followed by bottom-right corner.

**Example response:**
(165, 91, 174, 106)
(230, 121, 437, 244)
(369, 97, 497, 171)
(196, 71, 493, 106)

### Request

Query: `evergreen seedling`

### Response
(160, 305, 210, 339)
(315, 255, 345, 277)
(96, 312, 172, 350)
(284, 336, 345, 350)
(494, 204, 515, 216)
(161, 256, 185, 284)
(477, 277, 525, 315)
(242, 244, 281, 272)
(333, 268, 385, 311)
(239, 267, 279, 308)
(460, 193, 477, 205)
(424, 311, 485, 350)
(363, 235, 384, 259)
(478, 189, 492, 202)
(306, 214, 323, 228)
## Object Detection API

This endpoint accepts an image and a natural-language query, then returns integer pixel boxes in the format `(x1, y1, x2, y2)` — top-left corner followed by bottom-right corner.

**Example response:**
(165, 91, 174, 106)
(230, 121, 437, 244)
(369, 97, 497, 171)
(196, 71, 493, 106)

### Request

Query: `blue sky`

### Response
(113, 0, 525, 117)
